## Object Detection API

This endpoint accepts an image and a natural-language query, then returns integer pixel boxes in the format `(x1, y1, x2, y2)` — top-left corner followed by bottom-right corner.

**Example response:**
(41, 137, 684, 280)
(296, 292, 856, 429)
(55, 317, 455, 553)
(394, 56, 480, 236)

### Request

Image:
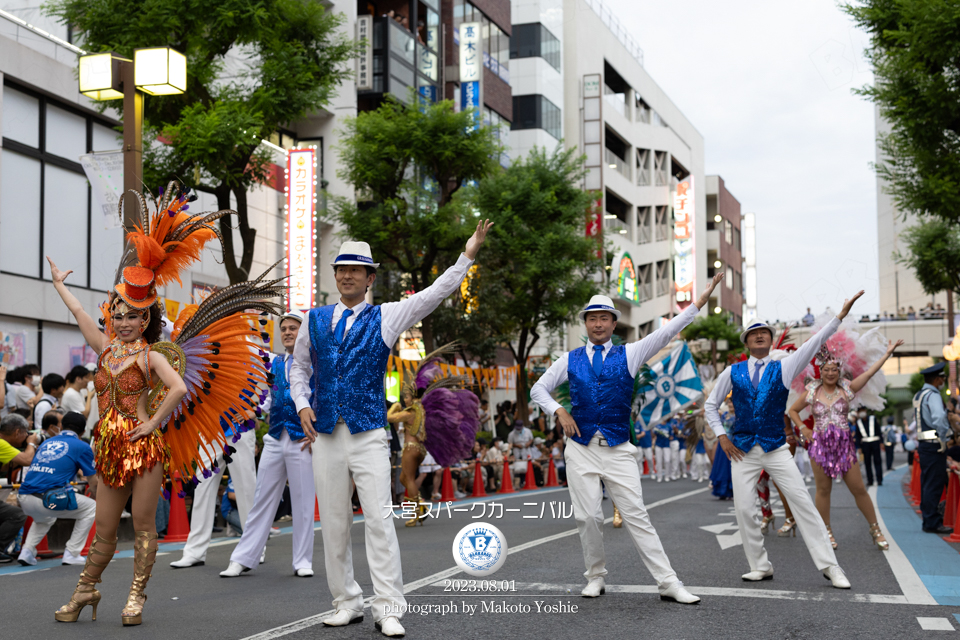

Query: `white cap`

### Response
(281, 309, 305, 324)
(84, 363, 98, 372)
(739, 321, 774, 344)
(533, 437, 545, 445)
(578, 295, 621, 322)
(330, 240, 380, 268)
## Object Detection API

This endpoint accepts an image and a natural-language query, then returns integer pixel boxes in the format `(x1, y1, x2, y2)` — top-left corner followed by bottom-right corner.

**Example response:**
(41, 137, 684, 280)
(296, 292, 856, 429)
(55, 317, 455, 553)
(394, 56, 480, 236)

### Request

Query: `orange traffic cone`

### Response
(643, 459, 650, 476)
(944, 472, 959, 529)
(440, 467, 456, 502)
(910, 458, 922, 506)
(499, 459, 514, 494)
(470, 460, 487, 497)
(81, 523, 97, 556)
(164, 473, 191, 542)
(314, 497, 321, 522)
(523, 461, 537, 490)
(545, 457, 559, 487)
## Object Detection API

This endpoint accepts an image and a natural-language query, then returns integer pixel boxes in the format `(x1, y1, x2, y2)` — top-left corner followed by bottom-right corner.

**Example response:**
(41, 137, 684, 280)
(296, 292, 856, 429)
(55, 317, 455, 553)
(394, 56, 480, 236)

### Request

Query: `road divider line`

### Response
(869, 482, 938, 605)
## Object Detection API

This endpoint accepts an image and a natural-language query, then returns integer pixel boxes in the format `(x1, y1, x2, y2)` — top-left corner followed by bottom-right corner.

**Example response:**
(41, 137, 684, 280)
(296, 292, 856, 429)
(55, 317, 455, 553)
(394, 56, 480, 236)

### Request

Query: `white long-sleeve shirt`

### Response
(703, 317, 841, 438)
(530, 303, 702, 416)
(290, 253, 474, 412)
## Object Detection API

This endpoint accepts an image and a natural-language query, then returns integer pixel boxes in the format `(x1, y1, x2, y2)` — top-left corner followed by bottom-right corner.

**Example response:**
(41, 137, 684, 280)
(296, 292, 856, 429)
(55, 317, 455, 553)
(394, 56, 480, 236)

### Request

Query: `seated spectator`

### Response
(508, 420, 534, 488)
(907, 306, 917, 320)
(16, 412, 96, 566)
(550, 438, 566, 484)
(484, 438, 505, 491)
(0, 414, 39, 562)
(12, 364, 42, 411)
(40, 410, 63, 441)
(60, 366, 94, 424)
(221, 478, 242, 537)
(34, 373, 65, 427)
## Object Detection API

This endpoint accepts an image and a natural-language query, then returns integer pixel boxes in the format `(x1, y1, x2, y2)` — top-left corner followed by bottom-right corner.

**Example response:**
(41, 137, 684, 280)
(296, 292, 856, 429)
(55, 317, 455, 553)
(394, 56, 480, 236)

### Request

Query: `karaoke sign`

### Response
(285, 148, 316, 311)
(673, 176, 695, 311)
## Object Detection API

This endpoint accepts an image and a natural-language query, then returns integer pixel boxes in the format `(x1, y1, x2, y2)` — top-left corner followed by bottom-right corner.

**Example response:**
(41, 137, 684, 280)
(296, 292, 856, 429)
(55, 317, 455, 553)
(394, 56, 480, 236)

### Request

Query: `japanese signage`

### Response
(585, 191, 602, 257)
(79, 152, 124, 229)
(356, 15, 373, 91)
(673, 176, 695, 310)
(584, 74, 601, 99)
(286, 148, 316, 311)
(616, 253, 639, 304)
(460, 22, 482, 129)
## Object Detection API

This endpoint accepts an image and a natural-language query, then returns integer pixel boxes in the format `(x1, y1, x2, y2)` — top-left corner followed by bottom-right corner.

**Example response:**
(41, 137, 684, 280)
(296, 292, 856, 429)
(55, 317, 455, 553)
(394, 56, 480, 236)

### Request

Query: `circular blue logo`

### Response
(452, 522, 507, 577)
(35, 440, 68, 464)
(654, 375, 676, 399)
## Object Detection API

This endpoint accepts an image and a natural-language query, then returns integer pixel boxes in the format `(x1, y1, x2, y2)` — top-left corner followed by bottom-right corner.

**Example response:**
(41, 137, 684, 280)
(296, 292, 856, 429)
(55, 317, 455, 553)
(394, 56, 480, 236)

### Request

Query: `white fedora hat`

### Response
(578, 295, 621, 322)
(330, 240, 380, 268)
(281, 309, 305, 324)
(739, 321, 774, 344)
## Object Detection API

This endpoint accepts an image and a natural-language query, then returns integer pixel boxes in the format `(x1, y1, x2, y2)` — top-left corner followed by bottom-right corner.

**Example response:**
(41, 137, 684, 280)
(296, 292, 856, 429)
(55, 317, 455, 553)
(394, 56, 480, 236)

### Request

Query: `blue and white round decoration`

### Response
(636, 342, 704, 430)
(452, 522, 508, 577)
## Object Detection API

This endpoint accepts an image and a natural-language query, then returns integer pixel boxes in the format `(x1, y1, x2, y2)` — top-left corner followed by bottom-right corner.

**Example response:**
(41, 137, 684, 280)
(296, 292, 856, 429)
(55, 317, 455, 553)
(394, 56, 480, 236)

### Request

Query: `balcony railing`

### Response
(605, 148, 630, 180)
(637, 168, 651, 186)
(638, 282, 653, 303)
(655, 223, 670, 242)
(655, 170, 669, 186)
(637, 224, 652, 244)
(656, 278, 671, 298)
(604, 90, 627, 119)
(605, 216, 629, 237)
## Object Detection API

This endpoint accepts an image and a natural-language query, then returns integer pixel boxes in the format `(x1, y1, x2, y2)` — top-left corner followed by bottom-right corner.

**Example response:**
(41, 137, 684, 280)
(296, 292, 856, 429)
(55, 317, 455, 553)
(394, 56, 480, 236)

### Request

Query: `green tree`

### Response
(681, 312, 744, 367)
(47, 0, 356, 283)
(330, 96, 500, 352)
(471, 146, 604, 422)
(843, 1, 960, 223)
(897, 219, 960, 296)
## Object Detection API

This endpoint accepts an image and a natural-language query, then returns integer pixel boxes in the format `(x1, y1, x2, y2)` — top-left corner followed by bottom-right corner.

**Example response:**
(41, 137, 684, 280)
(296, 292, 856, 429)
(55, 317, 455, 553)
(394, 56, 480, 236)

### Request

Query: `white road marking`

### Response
(715, 531, 743, 550)
(869, 485, 938, 606)
(237, 486, 710, 640)
(917, 617, 955, 630)
(700, 522, 739, 534)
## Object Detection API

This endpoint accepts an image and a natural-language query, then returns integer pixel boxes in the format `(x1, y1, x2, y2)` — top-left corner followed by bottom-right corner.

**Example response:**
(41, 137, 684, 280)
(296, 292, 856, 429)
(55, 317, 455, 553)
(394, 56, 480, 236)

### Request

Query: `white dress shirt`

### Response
(703, 316, 841, 438)
(291, 253, 475, 412)
(530, 303, 702, 417)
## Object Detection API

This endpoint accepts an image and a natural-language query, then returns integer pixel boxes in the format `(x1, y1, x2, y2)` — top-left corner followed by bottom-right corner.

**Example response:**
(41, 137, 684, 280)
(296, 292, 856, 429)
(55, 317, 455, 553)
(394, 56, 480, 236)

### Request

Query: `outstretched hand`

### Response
(887, 339, 905, 355)
(837, 290, 864, 320)
(464, 219, 494, 261)
(695, 272, 725, 310)
(46, 256, 72, 285)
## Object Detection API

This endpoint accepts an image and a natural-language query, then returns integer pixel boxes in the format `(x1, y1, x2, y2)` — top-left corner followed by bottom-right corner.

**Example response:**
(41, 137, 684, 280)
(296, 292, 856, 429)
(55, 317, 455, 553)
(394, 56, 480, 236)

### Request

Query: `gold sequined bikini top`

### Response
(95, 348, 150, 420)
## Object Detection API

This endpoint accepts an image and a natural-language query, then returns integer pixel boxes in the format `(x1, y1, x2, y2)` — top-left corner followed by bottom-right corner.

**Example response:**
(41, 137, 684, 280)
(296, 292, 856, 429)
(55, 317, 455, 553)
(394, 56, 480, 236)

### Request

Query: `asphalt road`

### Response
(4, 450, 957, 639)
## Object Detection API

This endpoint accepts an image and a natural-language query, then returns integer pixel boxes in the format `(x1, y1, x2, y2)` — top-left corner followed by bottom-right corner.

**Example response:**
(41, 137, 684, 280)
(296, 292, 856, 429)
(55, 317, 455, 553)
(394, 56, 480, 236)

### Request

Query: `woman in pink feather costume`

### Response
(788, 337, 902, 551)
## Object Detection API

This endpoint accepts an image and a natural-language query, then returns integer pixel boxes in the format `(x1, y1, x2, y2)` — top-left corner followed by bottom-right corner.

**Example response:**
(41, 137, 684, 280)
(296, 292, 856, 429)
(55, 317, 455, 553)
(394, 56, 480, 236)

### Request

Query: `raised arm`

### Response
(624, 273, 724, 375)
(47, 256, 108, 355)
(380, 220, 493, 346)
(850, 339, 903, 394)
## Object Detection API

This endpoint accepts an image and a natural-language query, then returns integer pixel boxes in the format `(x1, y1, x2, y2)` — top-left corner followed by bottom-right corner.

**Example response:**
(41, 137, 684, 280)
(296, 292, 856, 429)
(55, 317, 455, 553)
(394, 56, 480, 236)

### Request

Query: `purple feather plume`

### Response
(421, 387, 475, 467)
(415, 358, 443, 390)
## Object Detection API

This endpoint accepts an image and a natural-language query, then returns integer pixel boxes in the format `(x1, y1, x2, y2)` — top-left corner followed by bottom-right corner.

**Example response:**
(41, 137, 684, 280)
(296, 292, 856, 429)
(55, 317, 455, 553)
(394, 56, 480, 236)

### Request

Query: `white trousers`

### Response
(634, 446, 654, 475)
(692, 453, 710, 481)
(565, 435, 679, 586)
(19, 493, 96, 556)
(231, 430, 315, 571)
(655, 446, 672, 481)
(669, 441, 681, 478)
(313, 422, 404, 621)
(180, 429, 257, 562)
(732, 444, 837, 572)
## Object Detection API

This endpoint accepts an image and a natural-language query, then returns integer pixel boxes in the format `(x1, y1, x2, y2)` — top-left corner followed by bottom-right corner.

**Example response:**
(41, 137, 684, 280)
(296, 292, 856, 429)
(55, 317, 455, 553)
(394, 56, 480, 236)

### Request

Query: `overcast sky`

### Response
(599, 0, 880, 322)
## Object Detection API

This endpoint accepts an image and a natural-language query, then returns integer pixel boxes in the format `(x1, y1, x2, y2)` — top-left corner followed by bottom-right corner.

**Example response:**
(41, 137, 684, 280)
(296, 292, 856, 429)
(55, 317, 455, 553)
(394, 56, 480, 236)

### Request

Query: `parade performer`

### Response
(788, 325, 903, 550)
(709, 397, 734, 499)
(386, 344, 480, 527)
(691, 429, 709, 482)
(292, 224, 492, 638)
(653, 420, 673, 483)
(220, 310, 317, 578)
(704, 292, 863, 589)
(633, 421, 654, 478)
(531, 273, 724, 605)
(48, 183, 282, 624)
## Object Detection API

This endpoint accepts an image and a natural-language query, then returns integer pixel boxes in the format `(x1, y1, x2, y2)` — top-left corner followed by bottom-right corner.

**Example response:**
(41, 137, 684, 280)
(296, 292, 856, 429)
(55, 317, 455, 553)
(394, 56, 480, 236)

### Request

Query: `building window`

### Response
(510, 23, 560, 71)
(724, 219, 733, 245)
(511, 94, 561, 141)
(725, 266, 734, 289)
(734, 226, 741, 253)
(483, 107, 511, 168)
(1, 82, 122, 290)
(655, 205, 670, 241)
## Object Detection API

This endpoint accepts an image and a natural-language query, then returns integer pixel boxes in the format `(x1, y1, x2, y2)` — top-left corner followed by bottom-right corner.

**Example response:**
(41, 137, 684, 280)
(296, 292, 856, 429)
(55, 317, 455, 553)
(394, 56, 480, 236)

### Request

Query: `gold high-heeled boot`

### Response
(612, 504, 623, 528)
(869, 523, 889, 551)
(55, 532, 116, 622)
(121, 531, 158, 626)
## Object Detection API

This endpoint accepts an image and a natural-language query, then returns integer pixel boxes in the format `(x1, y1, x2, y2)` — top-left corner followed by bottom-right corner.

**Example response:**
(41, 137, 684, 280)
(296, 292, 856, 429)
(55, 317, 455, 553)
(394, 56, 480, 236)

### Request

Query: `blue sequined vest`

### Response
(308, 305, 391, 435)
(268, 355, 303, 440)
(729, 360, 790, 453)
(568, 344, 634, 446)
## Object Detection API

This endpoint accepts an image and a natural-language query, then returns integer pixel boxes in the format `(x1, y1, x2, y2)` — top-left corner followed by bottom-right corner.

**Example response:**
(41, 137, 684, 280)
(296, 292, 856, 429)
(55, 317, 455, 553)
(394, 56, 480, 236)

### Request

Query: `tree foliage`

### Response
(681, 312, 744, 365)
(469, 145, 604, 421)
(46, 0, 356, 282)
(330, 96, 500, 353)
(843, 0, 960, 222)
(896, 218, 960, 296)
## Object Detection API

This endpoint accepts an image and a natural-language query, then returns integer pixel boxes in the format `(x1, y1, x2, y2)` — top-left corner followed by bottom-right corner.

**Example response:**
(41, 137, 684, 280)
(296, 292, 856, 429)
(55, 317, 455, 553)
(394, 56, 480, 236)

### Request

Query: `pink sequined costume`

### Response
(806, 381, 857, 479)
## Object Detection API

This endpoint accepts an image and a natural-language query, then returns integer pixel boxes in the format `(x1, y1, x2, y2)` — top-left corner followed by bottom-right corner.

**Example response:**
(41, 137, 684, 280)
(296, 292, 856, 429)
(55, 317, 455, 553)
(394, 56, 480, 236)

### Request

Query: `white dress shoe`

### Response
(659, 581, 700, 604)
(376, 616, 405, 637)
(741, 568, 774, 581)
(323, 609, 363, 626)
(61, 550, 86, 566)
(219, 561, 251, 577)
(170, 556, 205, 568)
(17, 548, 37, 566)
(260, 548, 266, 564)
(269, 527, 280, 538)
(823, 565, 851, 589)
(581, 577, 605, 597)
(295, 567, 314, 577)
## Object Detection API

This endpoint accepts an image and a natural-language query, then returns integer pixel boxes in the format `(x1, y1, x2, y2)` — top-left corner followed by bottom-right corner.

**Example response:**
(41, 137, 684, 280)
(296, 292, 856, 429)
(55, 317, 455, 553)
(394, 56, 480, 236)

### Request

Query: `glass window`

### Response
(511, 95, 560, 141)
(425, 8, 439, 53)
(0, 151, 41, 277)
(43, 164, 89, 284)
(509, 23, 559, 72)
(46, 104, 87, 162)
(2, 86, 40, 148)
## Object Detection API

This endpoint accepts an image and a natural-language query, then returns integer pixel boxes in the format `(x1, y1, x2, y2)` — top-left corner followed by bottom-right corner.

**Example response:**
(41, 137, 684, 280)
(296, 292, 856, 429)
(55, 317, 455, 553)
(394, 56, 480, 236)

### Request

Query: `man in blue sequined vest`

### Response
(290, 223, 493, 638)
(704, 292, 864, 589)
(220, 310, 317, 578)
(532, 273, 724, 605)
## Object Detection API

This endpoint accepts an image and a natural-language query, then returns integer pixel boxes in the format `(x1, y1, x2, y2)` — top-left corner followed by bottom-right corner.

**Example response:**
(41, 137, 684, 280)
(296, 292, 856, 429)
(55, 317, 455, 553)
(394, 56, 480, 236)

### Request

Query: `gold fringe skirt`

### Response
(94, 408, 168, 489)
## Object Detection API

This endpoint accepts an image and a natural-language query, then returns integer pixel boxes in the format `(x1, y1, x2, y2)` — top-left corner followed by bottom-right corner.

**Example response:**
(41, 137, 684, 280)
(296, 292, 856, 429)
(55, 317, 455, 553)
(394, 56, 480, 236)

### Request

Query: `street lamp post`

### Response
(78, 48, 186, 234)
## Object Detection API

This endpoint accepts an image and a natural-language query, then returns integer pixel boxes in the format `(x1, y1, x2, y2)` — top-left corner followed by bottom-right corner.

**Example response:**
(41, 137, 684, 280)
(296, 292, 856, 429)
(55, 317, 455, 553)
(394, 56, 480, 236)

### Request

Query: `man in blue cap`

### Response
(914, 361, 959, 534)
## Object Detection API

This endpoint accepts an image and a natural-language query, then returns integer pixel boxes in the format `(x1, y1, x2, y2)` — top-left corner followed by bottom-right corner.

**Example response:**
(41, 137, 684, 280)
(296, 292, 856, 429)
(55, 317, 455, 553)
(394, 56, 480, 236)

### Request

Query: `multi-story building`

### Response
(742, 211, 758, 324)
(705, 175, 743, 325)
